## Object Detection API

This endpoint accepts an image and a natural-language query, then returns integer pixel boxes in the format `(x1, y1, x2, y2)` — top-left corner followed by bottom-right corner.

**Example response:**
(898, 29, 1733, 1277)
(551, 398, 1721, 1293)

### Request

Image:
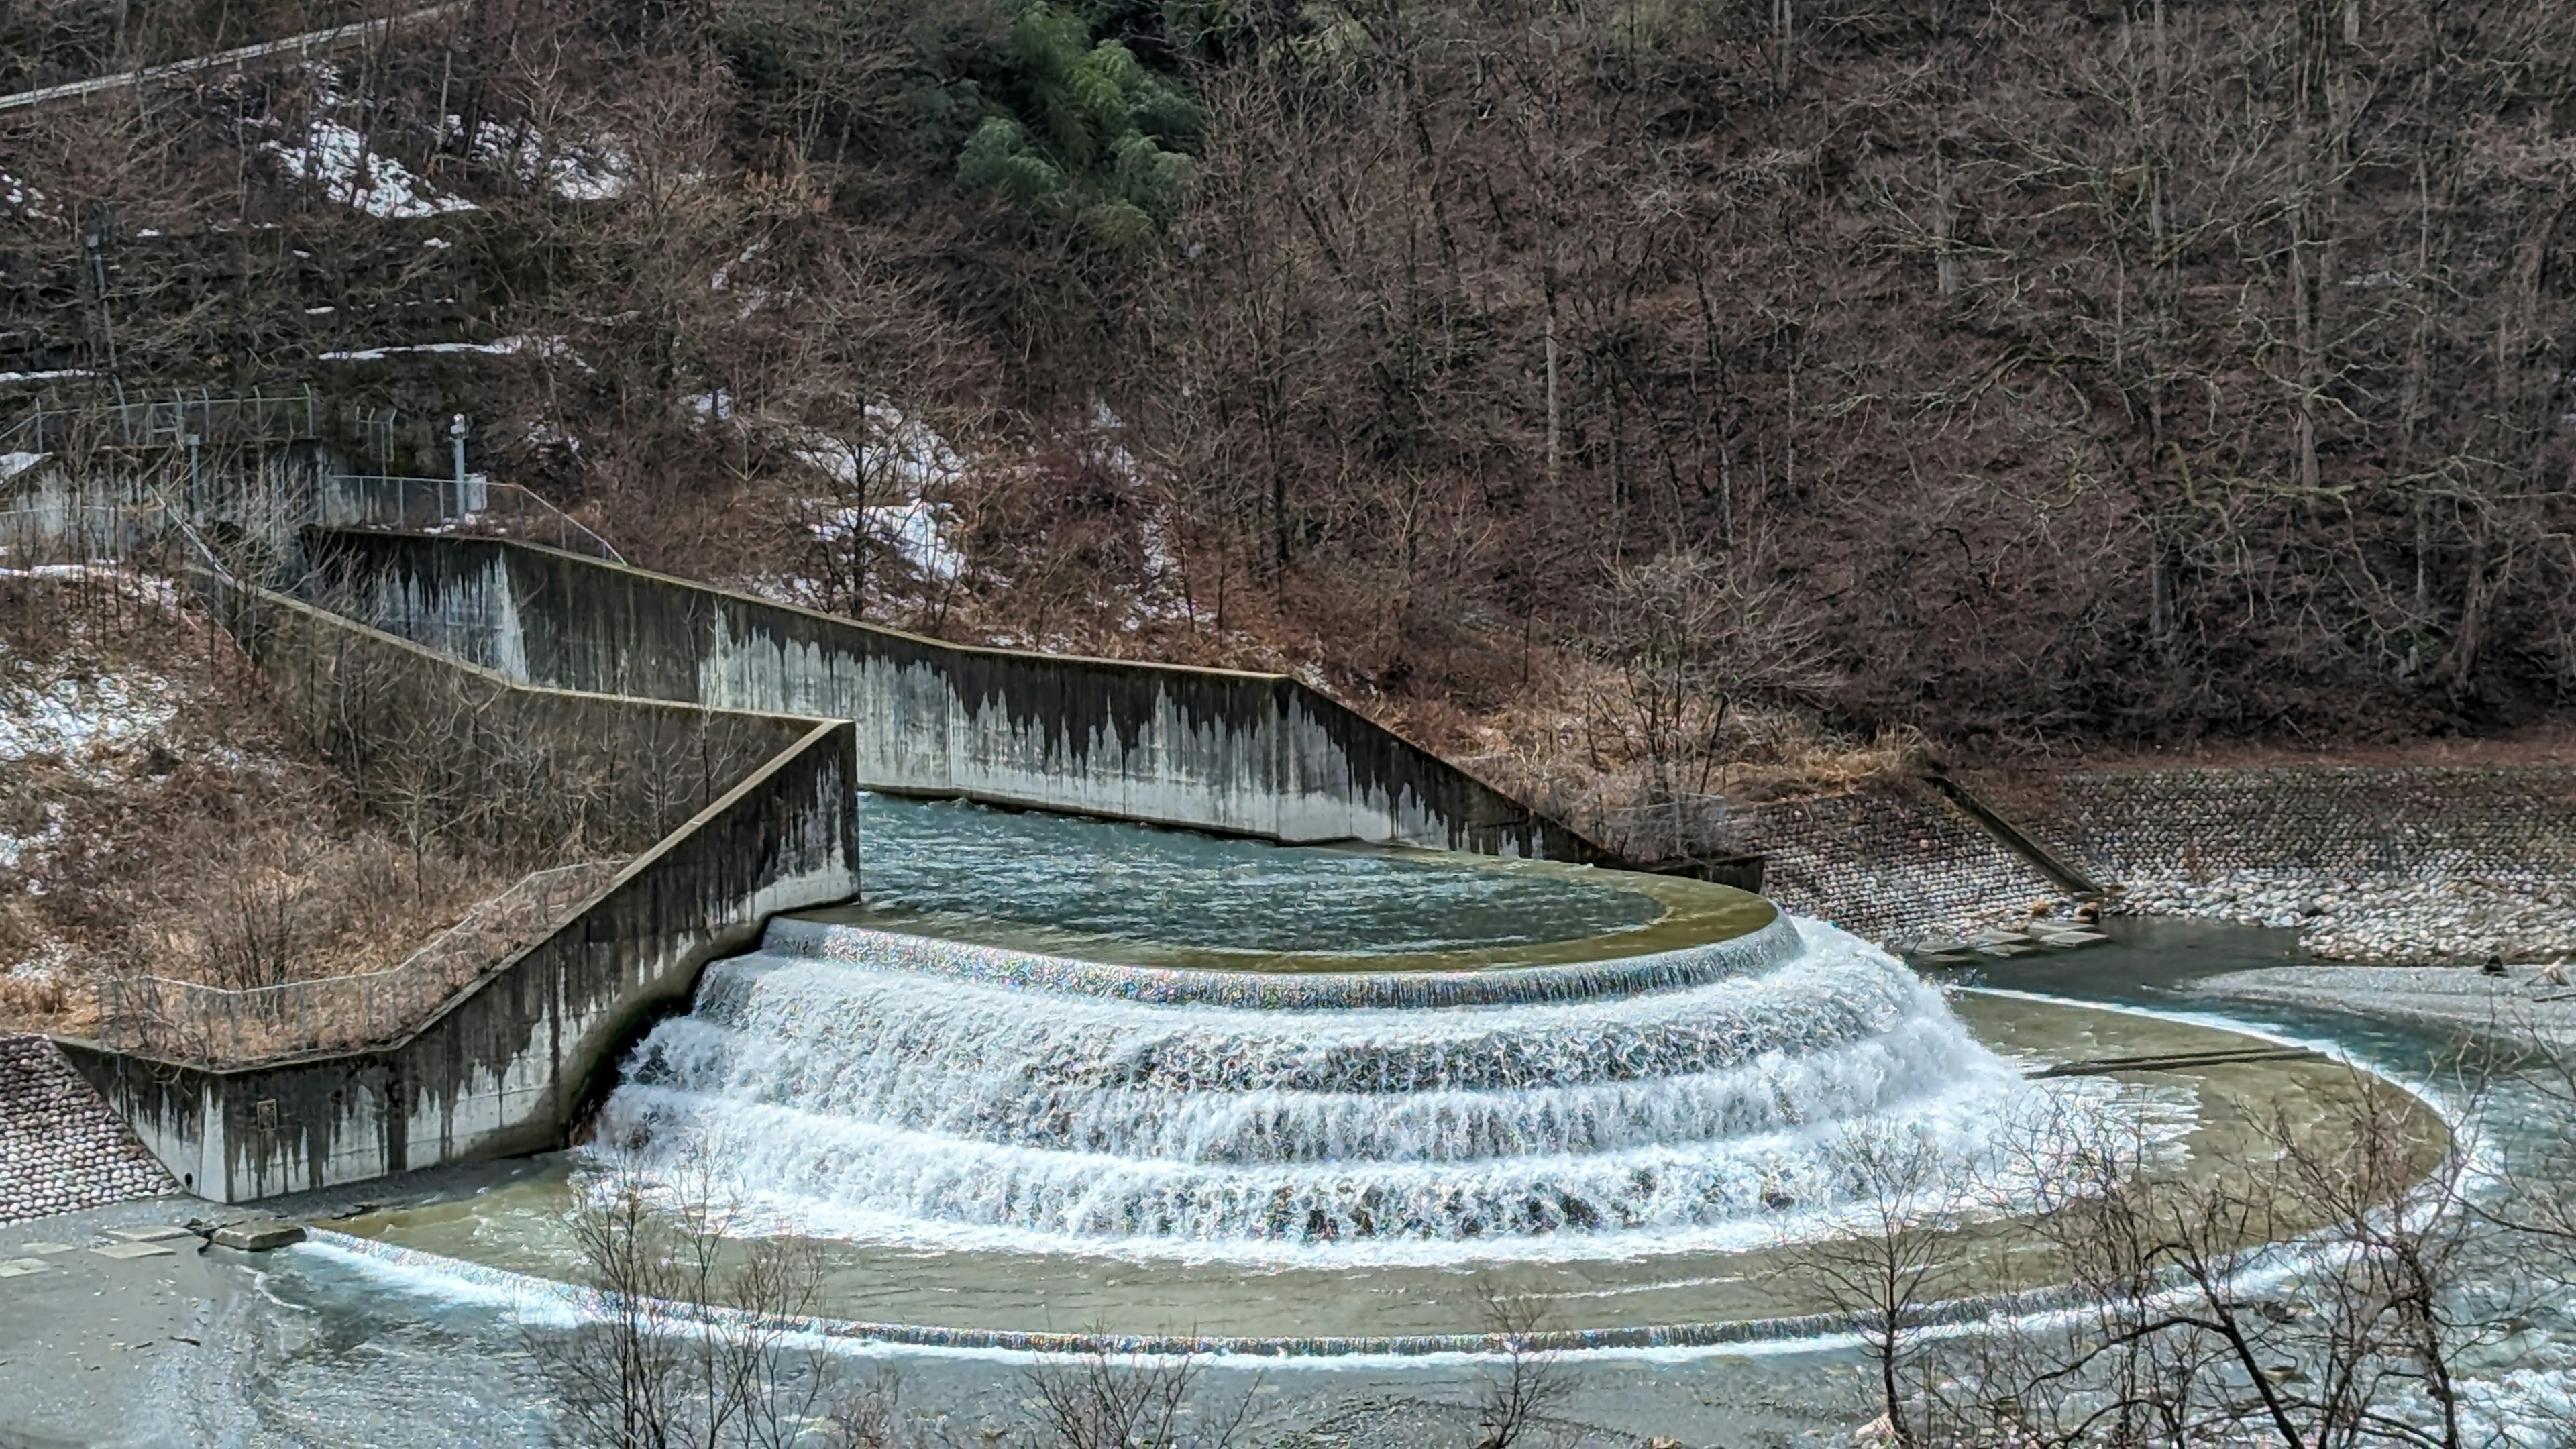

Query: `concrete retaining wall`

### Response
(57, 719, 860, 1203)
(201, 571, 807, 851)
(299, 531, 1599, 860)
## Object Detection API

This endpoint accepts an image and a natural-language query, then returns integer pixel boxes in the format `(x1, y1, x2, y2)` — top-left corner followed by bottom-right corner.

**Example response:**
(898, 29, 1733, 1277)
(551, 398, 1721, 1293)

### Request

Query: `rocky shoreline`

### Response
(2110, 871, 2576, 966)
(2190, 963, 2576, 1049)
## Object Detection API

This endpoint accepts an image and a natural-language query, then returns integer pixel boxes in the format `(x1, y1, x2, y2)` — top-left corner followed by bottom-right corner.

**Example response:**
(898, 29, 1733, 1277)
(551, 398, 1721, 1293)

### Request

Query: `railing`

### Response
(0, 5, 466, 115)
(95, 860, 623, 1063)
(2, 469, 619, 572)
(122, 387, 322, 448)
(1, 386, 331, 453)
(320, 474, 625, 561)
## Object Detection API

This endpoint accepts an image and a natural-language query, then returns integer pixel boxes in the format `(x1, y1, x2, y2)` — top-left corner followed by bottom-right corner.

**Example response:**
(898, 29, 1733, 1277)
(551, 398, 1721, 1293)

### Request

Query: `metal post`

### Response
(185, 431, 201, 519)
(450, 413, 469, 518)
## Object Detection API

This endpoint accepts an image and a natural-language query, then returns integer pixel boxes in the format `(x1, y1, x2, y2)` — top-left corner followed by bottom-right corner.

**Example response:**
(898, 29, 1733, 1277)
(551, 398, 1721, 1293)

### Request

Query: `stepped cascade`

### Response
(590, 798, 2108, 1267)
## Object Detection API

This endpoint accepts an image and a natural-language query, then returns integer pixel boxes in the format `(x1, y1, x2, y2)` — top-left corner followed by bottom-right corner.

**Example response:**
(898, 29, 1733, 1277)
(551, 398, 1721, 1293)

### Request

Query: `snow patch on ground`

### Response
(525, 421, 582, 453)
(873, 502, 962, 583)
(789, 407, 972, 586)
(0, 674, 177, 776)
(710, 245, 763, 291)
(472, 121, 630, 201)
(0, 171, 56, 219)
(0, 453, 47, 482)
(788, 407, 965, 495)
(808, 502, 964, 584)
(272, 113, 476, 219)
(1081, 401, 1193, 627)
(0, 804, 64, 871)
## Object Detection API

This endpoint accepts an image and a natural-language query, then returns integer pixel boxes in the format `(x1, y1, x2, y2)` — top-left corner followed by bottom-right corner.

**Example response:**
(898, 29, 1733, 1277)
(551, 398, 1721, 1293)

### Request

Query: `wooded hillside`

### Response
(5, 0, 2573, 771)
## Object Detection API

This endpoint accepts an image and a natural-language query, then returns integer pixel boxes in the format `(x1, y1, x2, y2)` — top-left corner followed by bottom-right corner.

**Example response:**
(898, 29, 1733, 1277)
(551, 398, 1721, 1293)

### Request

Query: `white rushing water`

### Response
(597, 914, 2119, 1267)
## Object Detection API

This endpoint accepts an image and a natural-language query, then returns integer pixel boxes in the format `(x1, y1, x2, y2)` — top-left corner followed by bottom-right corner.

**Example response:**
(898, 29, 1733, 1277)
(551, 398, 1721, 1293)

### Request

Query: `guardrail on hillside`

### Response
(1, 386, 331, 453)
(95, 860, 620, 1063)
(0, 5, 465, 114)
(1, 467, 620, 572)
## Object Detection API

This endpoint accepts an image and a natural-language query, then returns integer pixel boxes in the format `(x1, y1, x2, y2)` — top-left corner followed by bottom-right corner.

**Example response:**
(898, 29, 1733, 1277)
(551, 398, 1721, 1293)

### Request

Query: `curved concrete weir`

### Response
(326, 800, 2451, 1349)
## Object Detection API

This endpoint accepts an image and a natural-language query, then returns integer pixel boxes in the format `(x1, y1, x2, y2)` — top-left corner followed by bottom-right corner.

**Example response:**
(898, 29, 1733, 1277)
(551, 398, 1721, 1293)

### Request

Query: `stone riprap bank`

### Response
(299, 530, 1596, 861)
(1984, 765, 2576, 963)
(1725, 782, 2075, 947)
(0, 1036, 170, 1225)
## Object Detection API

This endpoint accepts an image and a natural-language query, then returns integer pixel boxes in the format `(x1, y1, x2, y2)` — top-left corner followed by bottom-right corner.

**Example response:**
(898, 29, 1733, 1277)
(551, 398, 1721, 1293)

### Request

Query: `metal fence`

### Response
(319, 475, 625, 561)
(96, 860, 623, 1063)
(2, 470, 618, 575)
(1, 386, 331, 454)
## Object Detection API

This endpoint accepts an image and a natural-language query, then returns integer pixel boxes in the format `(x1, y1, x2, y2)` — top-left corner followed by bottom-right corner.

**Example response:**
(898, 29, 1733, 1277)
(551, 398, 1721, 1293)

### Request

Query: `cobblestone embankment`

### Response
(1727, 782, 2074, 947)
(1980, 765, 2576, 965)
(0, 1035, 173, 1225)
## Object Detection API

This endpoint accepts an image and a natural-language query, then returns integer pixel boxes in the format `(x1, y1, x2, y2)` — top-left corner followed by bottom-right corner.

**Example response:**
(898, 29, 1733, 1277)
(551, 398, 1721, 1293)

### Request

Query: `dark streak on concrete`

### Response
(302, 530, 1608, 862)
(52, 574, 860, 1203)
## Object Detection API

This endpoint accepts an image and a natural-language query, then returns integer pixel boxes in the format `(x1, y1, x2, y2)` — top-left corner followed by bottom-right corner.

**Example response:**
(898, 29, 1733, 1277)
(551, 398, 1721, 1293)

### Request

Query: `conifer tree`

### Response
(955, 1, 1197, 248)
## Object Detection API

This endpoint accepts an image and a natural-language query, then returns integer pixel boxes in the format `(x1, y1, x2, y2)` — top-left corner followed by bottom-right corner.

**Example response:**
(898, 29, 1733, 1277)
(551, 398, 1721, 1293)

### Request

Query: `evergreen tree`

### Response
(955, 2, 1197, 249)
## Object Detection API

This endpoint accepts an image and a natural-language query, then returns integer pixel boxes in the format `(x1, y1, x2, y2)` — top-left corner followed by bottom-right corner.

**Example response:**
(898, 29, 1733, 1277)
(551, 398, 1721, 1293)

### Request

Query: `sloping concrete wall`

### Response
(201, 571, 805, 850)
(301, 531, 1603, 861)
(58, 719, 860, 1203)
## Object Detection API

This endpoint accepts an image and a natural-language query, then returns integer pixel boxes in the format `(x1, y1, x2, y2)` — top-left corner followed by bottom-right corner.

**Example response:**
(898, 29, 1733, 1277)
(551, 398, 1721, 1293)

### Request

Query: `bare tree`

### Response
(527, 1148, 855, 1449)
(1914, 1063, 2503, 1448)
(1470, 1279, 1571, 1449)
(1791, 1124, 1971, 1446)
(1580, 547, 1837, 857)
(1019, 1338, 1258, 1449)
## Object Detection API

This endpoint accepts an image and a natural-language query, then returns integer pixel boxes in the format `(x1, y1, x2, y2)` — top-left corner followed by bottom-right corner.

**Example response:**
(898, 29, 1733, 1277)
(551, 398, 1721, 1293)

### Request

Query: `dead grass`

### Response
(1448, 655, 1934, 849)
(0, 572, 504, 1036)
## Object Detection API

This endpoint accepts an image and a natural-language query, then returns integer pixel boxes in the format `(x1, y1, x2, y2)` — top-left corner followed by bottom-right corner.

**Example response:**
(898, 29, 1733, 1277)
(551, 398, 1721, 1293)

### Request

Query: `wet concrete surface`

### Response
(0, 1193, 1864, 1447)
(0, 1196, 241, 1448)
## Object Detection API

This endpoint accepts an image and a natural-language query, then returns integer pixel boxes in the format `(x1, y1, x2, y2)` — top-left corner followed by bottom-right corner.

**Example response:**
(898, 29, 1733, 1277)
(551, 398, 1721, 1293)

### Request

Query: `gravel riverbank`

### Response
(2112, 872, 2576, 965)
(2191, 962, 2576, 1047)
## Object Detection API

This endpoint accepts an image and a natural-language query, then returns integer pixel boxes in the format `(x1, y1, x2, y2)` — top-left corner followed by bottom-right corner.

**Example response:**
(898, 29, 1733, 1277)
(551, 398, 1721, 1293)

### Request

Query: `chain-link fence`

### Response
(95, 859, 623, 1063)
(317, 476, 623, 561)
(1, 386, 331, 455)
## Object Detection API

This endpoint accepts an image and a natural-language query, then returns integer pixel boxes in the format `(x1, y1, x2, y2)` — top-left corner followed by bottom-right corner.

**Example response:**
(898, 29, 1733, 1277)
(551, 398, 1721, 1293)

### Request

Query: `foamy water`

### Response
(594, 915, 2124, 1265)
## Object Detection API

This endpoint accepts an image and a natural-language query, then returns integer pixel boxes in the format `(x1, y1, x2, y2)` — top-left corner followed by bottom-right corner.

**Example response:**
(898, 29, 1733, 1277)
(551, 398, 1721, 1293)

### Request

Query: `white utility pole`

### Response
(450, 414, 469, 518)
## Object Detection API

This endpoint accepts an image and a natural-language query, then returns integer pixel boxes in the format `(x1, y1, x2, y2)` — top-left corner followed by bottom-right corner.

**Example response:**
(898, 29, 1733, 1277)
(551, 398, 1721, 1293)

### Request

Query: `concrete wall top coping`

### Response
(314, 528, 1333, 690)
(232, 573, 843, 734)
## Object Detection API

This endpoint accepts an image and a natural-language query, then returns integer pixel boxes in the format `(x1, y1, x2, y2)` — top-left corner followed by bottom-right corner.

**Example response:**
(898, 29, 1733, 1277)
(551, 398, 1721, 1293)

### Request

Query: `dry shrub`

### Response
(1459, 649, 1934, 861)
(0, 969, 75, 1028)
(0, 572, 513, 1032)
(152, 829, 496, 992)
